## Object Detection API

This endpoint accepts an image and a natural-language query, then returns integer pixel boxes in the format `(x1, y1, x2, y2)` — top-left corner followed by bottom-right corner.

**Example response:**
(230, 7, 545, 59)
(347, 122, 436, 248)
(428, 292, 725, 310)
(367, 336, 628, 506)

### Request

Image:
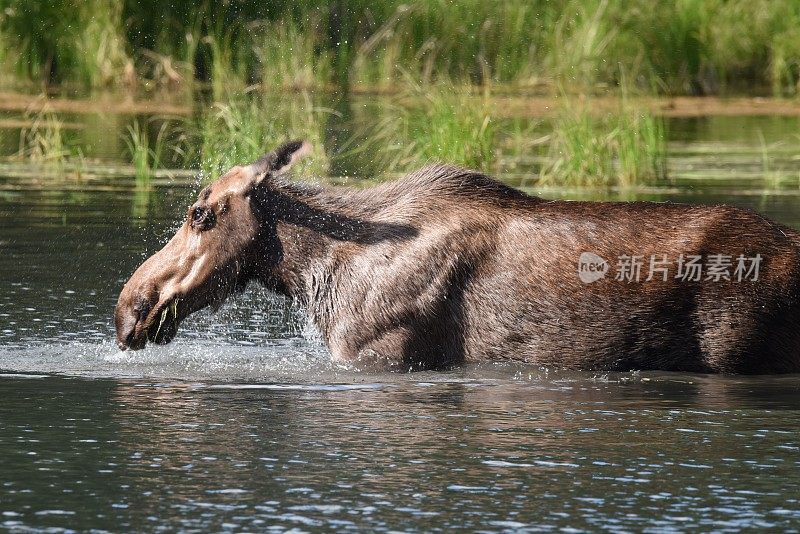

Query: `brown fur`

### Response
(115, 141, 800, 374)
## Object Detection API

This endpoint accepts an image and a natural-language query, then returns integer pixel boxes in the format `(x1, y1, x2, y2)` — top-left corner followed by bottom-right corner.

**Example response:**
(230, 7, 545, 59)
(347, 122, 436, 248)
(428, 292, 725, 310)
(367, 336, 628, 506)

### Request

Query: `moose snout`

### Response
(115, 272, 187, 351)
(115, 304, 141, 350)
(114, 288, 152, 351)
(115, 238, 186, 351)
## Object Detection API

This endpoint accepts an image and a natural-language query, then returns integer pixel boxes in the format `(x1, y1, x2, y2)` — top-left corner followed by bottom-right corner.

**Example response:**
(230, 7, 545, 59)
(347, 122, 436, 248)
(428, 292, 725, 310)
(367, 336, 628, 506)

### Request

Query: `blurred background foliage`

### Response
(5, 1, 800, 187)
(2, 0, 800, 96)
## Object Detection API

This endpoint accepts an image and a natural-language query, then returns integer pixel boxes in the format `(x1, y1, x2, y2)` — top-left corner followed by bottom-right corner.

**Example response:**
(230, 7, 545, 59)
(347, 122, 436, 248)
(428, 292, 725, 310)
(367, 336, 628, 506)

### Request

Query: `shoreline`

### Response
(2, 89, 800, 119)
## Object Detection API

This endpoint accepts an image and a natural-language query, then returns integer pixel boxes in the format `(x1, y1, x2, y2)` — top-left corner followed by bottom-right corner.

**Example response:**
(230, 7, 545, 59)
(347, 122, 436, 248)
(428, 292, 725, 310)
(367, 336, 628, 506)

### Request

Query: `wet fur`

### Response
(251, 164, 800, 373)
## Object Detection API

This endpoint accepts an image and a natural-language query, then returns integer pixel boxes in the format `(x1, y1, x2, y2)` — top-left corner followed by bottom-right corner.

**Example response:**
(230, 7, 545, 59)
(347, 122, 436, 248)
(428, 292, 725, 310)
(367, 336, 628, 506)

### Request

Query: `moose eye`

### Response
(190, 206, 215, 230)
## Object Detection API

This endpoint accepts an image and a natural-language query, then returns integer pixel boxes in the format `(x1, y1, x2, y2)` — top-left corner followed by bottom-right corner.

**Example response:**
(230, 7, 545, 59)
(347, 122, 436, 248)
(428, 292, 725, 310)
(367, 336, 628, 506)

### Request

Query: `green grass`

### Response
(0, 0, 130, 87)
(16, 107, 73, 164)
(186, 82, 498, 181)
(546, 0, 618, 90)
(251, 19, 333, 90)
(10, 106, 89, 180)
(204, 28, 251, 100)
(124, 120, 169, 186)
(539, 102, 667, 186)
(4, 0, 800, 95)
(351, 82, 497, 174)
(74, 1, 131, 87)
(0, 19, 16, 85)
(192, 93, 330, 180)
(400, 85, 496, 171)
(183, 82, 662, 186)
(8, 0, 800, 190)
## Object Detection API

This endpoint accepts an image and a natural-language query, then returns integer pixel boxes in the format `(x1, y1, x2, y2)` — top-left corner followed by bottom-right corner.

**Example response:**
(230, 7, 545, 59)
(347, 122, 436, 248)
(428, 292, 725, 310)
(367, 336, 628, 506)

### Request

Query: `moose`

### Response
(115, 140, 800, 373)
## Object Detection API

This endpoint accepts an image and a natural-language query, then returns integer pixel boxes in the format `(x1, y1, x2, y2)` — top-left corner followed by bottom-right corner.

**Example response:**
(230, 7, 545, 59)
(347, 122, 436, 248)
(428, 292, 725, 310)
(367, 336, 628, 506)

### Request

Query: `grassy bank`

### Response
(3, 0, 800, 96)
(0, 0, 783, 189)
(5, 88, 666, 187)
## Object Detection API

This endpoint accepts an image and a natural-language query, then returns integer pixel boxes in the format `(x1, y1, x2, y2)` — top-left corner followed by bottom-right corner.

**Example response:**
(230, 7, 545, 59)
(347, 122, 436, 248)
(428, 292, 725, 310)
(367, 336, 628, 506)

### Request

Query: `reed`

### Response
(193, 93, 330, 180)
(4, 0, 800, 94)
(352, 82, 497, 174)
(251, 19, 332, 90)
(74, 1, 131, 87)
(16, 107, 73, 164)
(0, 18, 16, 86)
(539, 101, 667, 186)
(124, 120, 169, 185)
(405, 86, 496, 171)
(0, 0, 131, 87)
(205, 28, 251, 100)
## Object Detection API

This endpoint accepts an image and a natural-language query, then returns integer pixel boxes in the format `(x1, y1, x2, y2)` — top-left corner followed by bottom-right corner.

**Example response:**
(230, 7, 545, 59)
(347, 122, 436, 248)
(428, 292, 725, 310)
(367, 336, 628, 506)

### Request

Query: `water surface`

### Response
(1, 372, 799, 532)
(1, 107, 800, 531)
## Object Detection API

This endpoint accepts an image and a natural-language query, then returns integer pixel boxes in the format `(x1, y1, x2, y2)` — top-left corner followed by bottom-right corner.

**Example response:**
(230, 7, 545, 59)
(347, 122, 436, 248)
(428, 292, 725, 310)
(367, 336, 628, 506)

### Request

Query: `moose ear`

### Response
(249, 140, 312, 183)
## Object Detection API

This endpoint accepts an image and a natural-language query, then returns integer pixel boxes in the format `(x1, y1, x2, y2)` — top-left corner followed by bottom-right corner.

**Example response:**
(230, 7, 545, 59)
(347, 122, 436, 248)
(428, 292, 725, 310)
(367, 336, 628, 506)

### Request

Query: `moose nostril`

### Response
(116, 320, 135, 350)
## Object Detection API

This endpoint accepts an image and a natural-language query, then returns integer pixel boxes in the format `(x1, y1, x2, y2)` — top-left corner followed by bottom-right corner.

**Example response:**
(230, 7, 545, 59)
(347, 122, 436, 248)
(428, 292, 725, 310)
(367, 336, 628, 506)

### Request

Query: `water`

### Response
(1, 373, 799, 532)
(2, 100, 800, 531)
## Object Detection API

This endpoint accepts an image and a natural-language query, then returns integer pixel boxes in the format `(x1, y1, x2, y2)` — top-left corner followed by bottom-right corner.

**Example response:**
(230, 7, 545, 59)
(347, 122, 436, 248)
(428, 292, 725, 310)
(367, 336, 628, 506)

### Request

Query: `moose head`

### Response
(115, 140, 310, 350)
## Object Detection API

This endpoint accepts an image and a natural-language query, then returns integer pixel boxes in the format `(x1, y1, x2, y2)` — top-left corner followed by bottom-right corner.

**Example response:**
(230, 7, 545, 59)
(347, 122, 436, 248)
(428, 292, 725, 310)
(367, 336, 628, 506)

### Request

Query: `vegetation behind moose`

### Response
(114, 141, 800, 373)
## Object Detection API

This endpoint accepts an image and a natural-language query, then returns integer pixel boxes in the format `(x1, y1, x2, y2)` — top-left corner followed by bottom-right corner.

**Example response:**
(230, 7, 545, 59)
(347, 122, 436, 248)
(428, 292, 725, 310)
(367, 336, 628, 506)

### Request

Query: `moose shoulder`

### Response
(115, 140, 800, 374)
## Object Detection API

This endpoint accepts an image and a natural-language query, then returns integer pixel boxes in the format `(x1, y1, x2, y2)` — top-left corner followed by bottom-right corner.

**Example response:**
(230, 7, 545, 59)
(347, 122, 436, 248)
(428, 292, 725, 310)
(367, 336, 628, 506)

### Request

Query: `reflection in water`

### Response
(0, 376, 798, 531)
(131, 184, 150, 222)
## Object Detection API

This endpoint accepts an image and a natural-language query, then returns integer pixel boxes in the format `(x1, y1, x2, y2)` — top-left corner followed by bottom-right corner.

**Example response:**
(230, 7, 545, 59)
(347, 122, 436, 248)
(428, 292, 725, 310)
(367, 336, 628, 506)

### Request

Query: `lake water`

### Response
(1, 101, 800, 531)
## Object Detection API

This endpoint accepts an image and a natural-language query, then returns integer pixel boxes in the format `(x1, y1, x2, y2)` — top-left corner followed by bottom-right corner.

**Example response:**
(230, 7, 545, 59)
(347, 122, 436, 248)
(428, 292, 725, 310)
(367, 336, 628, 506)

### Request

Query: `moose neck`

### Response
(254, 182, 368, 304)
(254, 180, 417, 312)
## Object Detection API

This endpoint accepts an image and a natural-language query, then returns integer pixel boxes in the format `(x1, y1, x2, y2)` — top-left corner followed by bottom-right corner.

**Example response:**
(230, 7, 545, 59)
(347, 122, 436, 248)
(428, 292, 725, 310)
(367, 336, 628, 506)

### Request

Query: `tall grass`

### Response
(5, 0, 800, 95)
(124, 120, 169, 220)
(0, 15, 16, 85)
(75, 1, 132, 87)
(10, 106, 88, 180)
(547, 0, 618, 89)
(252, 19, 332, 90)
(204, 29, 252, 100)
(399, 85, 496, 171)
(0, 0, 131, 87)
(124, 121, 169, 185)
(16, 107, 74, 164)
(134, 9, 203, 88)
(193, 93, 330, 180)
(539, 102, 667, 186)
(351, 83, 497, 173)
(198, 82, 659, 185)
